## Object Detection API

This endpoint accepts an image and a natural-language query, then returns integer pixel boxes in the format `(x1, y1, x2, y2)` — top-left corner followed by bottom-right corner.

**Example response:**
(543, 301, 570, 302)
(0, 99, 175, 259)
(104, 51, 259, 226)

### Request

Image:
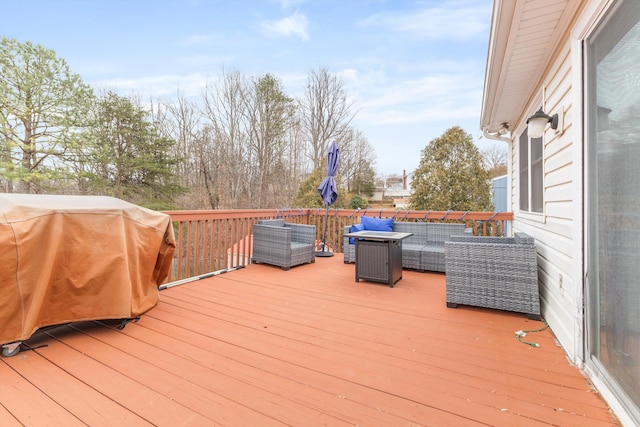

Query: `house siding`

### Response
(511, 41, 581, 360)
(484, 1, 640, 424)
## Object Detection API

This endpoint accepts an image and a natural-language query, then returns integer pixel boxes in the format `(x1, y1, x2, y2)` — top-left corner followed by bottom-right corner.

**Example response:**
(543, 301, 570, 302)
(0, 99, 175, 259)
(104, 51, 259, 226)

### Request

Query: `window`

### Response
(518, 127, 543, 213)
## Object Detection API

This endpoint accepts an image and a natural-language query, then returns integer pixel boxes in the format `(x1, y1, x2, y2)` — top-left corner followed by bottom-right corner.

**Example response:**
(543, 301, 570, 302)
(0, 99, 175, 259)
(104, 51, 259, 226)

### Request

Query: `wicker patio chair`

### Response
(444, 232, 541, 320)
(251, 219, 316, 270)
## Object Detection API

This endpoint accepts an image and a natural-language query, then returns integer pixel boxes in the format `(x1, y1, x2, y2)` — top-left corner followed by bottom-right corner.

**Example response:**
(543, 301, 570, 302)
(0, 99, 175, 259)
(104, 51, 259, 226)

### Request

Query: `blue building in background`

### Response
(492, 174, 507, 235)
(491, 174, 507, 212)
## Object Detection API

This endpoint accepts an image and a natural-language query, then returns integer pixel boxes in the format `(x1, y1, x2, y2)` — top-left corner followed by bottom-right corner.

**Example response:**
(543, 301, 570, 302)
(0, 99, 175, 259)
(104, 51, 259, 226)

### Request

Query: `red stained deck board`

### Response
(0, 254, 620, 426)
(0, 405, 22, 427)
(170, 265, 587, 395)
(41, 324, 275, 427)
(94, 318, 457, 427)
(2, 343, 152, 427)
(0, 355, 86, 426)
(160, 286, 610, 424)
(161, 266, 614, 426)
(64, 321, 360, 427)
(142, 300, 492, 426)
(20, 327, 215, 426)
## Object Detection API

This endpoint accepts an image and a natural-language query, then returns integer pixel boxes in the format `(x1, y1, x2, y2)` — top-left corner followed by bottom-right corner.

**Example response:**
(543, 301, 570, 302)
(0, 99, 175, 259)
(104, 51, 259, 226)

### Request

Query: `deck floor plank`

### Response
(2, 341, 153, 427)
(160, 288, 613, 424)
(1, 255, 620, 426)
(43, 323, 283, 427)
(0, 404, 22, 427)
(143, 298, 492, 426)
(0, 353, 86, 426)
(27, 327, 216, 426)
(115, 315, 461, 426)
(68, 321, 364, 427)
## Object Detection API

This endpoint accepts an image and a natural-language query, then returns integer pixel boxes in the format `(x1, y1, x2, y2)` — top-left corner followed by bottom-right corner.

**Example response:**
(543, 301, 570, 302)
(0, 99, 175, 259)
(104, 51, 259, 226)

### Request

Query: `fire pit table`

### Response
(343, 230, 412, 287)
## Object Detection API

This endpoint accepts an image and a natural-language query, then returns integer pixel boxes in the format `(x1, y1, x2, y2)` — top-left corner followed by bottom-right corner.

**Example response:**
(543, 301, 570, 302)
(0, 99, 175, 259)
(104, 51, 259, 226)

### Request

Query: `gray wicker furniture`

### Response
(444, 232, 541, 320)
(251, 219, 316, 270)
(343, 221, 470, 272)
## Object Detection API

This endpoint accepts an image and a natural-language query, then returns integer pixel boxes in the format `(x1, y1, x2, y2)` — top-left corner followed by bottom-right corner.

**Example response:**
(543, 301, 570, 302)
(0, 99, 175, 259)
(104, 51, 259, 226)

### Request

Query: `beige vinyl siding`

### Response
(511, 41, 581, 359)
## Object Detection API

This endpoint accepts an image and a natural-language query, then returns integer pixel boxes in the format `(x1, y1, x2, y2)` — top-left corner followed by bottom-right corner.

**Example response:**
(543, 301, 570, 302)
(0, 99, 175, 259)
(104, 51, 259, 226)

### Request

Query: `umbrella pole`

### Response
(315, 205, 334, 257)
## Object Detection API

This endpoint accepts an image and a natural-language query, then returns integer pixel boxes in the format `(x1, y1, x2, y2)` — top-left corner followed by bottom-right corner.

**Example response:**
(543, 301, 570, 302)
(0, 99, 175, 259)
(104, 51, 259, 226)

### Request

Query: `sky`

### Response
(1, 0, 496, 176)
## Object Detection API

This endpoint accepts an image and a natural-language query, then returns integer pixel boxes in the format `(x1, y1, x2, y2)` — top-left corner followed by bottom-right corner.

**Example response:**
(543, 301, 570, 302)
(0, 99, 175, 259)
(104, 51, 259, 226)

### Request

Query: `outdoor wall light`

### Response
(526, 107, 559, 138)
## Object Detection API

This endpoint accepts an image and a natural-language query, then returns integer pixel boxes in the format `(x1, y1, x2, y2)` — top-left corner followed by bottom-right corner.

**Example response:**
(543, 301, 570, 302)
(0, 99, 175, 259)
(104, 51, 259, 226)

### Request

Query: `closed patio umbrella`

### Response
(316, 140, 339, 257)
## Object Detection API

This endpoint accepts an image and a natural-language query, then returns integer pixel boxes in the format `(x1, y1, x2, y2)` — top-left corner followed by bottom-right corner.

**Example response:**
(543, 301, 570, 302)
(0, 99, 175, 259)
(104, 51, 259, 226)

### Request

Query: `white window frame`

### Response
(517, 126, 544, 215)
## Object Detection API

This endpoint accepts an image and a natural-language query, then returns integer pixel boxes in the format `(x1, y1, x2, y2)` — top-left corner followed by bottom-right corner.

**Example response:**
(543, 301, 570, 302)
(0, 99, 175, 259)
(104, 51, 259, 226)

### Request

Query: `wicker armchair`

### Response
(444, 232, 541, 320)
(251, 219, 316, 270)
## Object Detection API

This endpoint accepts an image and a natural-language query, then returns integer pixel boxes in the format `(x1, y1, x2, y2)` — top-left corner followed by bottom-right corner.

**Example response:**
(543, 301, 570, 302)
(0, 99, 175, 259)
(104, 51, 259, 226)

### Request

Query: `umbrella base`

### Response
(315, 251, 334, 257)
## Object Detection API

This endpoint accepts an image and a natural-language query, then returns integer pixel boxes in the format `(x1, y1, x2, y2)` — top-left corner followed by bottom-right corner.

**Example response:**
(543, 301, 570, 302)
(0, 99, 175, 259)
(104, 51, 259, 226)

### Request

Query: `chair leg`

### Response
(446, 302, 458, 309)
(527, 313, 543, 321)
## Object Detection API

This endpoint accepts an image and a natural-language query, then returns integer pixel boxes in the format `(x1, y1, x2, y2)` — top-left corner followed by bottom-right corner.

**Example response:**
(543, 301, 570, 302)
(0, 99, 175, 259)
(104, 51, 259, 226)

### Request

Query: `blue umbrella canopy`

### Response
(318, 140, 339, 206)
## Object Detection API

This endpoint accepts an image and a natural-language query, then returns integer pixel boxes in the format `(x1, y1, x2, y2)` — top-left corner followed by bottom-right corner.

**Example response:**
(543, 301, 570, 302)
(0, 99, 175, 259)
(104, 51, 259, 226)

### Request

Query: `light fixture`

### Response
(526, 107, 558, 138)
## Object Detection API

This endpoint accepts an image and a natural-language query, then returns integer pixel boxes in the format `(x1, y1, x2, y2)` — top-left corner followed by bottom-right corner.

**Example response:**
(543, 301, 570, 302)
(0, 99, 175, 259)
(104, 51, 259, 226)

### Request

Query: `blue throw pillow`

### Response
(349, 223, 365, 244)
(361, 216, 394, 232)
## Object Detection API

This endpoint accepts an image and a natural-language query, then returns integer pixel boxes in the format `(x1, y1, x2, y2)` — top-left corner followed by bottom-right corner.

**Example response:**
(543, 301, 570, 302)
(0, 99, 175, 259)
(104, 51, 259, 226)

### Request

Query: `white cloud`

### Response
(352, 71, 483, 126)
(338, 68, 360, 82)
(360, 0, 490, 40)
(261, 11, 309, 41)
(363, 104, 481, 125)
(338, 66, 389, 92)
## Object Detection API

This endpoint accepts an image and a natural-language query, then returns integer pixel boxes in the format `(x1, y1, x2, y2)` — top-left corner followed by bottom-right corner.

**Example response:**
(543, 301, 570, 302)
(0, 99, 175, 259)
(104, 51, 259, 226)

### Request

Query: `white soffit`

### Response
(481, 0, 582, 133)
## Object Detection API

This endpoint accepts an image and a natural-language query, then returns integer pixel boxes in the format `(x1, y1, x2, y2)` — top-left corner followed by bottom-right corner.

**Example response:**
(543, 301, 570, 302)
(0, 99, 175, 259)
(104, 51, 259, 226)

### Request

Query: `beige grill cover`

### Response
(0, 194, 176, 345)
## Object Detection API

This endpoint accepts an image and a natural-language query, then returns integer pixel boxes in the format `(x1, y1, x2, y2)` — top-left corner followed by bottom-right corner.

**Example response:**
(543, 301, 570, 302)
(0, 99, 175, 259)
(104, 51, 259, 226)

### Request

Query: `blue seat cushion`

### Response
(349, 223, 365, 244)
(361, 216, 394, 232)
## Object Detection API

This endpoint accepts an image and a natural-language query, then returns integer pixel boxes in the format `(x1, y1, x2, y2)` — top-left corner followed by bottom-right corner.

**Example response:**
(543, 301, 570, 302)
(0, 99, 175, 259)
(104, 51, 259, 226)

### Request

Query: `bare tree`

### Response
(482, 143, 508, 178)
(1, 39, 380, 208)
(337, 128, 376, 195)
(202, 71, 250, 208)
(300, 68, 357, 169)
(278, 117, 311, 207)
(154, 91, 204, 208)
(243, 74, 296, 208)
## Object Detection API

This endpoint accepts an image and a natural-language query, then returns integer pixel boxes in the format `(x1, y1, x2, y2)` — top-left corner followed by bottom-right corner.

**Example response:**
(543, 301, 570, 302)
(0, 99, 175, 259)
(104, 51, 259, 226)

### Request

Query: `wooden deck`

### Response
(1, 255, 620, 426)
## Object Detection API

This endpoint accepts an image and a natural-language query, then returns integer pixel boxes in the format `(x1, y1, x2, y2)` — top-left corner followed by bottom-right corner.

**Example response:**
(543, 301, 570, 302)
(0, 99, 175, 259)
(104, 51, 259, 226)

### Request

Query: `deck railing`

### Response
(162, 208, 513, 282)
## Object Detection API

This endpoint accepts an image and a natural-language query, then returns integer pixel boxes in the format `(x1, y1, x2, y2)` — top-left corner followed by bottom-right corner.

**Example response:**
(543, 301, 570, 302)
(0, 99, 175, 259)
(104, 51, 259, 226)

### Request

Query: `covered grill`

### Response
(0, 194, 175, 356)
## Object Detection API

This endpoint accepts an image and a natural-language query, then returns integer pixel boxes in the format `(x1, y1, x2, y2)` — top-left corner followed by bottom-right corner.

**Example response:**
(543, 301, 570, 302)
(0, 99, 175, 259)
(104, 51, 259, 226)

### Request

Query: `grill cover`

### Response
(0, 194, 175, 345)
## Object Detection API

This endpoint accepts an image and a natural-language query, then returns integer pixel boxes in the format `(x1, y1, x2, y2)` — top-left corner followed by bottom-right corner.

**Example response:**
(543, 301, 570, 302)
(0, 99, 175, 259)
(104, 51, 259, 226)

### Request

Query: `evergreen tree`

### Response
(351, 162, 376, 197)
(0, 37, 94, 193)
(410, 126, 493, 211)
(82, 91, 186, 209)
(293, 165, 347, 209)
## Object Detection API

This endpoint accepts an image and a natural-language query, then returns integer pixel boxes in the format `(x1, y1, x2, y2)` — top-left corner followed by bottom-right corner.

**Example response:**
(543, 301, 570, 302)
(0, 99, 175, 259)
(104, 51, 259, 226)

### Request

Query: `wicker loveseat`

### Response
(444, 232, 541, 320)
(343, 220, 470, 272)
(251, 219, 316, 270)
